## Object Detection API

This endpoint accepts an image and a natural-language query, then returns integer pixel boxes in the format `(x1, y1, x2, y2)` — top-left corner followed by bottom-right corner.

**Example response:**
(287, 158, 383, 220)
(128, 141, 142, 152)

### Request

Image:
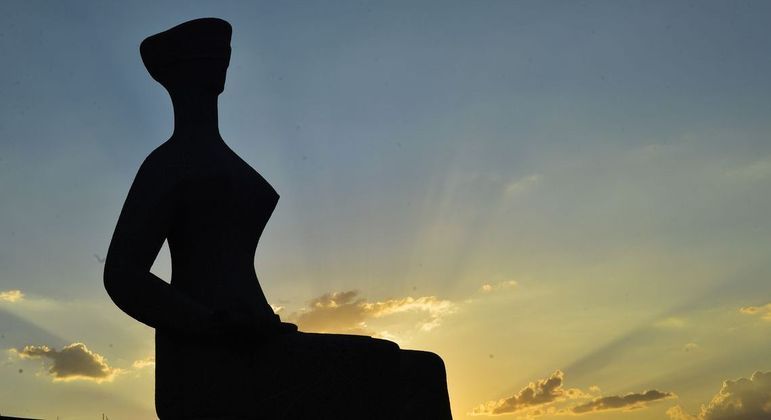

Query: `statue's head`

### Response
(140, 17, 232, 95)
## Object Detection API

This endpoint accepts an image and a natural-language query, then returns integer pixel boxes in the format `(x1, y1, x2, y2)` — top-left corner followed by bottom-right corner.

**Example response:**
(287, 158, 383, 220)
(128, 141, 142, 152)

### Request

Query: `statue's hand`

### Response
(206, 303, 297, 341)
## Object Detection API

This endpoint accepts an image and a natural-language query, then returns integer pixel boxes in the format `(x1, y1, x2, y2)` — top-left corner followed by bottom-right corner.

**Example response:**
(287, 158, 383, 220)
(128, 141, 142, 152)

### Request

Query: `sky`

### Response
(1, 0, 771, 419)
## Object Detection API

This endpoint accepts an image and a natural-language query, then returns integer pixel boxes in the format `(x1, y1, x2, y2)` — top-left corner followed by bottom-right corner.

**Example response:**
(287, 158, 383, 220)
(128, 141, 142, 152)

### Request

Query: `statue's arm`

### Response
(103, 153, 213, 335)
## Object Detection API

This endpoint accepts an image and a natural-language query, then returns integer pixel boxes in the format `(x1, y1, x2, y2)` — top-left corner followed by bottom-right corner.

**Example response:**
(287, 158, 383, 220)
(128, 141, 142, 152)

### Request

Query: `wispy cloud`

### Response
(722, 156, 771, 181)
(0, 289, 24, 303)
(667, 371, 771, 420)
(571, 390, 674, 414)
(481, 280, 518, 293)
(739, 303, 771, 321)
(683, 342, 701, 353)
(504, 174, 543, 197)
(131, 356, 155, 370)
(13, 342, 121, 383)
(654, 317, 687, 329)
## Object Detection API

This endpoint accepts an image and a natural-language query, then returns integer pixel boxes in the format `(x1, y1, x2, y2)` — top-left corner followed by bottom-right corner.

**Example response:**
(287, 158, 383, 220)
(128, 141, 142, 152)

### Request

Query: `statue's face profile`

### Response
(156, 54, 231, 95)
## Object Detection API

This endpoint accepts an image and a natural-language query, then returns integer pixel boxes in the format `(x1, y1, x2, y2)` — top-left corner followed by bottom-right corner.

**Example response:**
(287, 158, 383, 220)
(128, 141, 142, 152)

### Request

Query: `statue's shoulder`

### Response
(127, 142, 193, 197)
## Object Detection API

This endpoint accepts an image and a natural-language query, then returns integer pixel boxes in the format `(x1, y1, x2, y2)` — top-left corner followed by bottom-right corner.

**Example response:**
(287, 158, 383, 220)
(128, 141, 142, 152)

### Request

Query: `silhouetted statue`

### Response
(103, 18, 452, 419)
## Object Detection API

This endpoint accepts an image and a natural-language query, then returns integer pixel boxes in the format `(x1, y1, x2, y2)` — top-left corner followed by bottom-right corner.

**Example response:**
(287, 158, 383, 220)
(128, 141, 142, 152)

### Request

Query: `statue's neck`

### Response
(169, 89, 223, 143)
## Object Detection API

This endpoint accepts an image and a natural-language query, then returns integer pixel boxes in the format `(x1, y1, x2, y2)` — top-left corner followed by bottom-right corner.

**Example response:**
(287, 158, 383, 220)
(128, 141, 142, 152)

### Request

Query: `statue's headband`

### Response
(140, 17, 232, 82)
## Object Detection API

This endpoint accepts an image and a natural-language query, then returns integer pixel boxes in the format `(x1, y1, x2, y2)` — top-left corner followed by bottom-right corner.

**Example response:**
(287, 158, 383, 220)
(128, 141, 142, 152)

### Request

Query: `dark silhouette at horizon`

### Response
(103, 17, 452, 419)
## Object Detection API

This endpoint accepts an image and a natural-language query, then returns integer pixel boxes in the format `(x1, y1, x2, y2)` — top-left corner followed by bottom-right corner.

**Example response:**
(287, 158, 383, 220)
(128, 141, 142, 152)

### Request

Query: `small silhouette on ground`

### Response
(103, 17, 452, 419)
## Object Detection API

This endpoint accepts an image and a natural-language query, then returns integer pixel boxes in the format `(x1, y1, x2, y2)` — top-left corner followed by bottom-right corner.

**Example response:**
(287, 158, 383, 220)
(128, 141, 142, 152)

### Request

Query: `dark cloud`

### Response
(571, 390, 674, 414)
(471, 370, 586, 416)
(472, 370, 675, 417)
(667, 371, 771, 420)
(16, 342, 120, 382)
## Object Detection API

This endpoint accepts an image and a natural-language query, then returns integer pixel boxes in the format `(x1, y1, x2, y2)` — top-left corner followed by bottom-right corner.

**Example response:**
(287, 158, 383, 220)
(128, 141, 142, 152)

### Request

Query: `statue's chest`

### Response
(178, 164, 279, 231)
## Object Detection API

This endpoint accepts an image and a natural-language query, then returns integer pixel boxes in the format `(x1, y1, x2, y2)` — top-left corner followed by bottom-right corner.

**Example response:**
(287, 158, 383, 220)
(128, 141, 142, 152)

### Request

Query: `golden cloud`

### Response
(667, 371, 771, 420)
(15, 342, 121, 382)
(287, 290, 456, 335)
(0, 290, 24, 303)
(739, 303, 771, 321)
(481, 280, 518, 293)
(667, 406, 699, 420)
(131, 356, 155, 369)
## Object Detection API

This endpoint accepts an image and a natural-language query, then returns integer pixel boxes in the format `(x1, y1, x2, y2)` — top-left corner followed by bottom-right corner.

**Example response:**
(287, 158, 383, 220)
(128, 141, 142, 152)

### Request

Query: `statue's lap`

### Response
(156, 330, 401, 419)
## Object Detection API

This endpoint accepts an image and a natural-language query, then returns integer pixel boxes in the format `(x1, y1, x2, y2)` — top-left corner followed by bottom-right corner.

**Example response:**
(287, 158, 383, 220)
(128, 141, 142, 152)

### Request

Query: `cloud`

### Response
(667, 406, 699, 420)
(361, 294, 456, 332)
(667, 371, 771, 420)
(481, 280, 518, 293)
(504, 174, 543, 197)
(723, 156, 771, 181)
(655, 317, 687, 329)
(739, 303, 771, 321)
(471, 370, 587, 416)
(288, 290, 456, 335)
(14, 342, 121, 382)
(0, 290, 24, 303)
(472, 370, 674, 417)
(571, 390, 675, 414)
(131, 356, 155, 369)
(683, 343, 701, 353)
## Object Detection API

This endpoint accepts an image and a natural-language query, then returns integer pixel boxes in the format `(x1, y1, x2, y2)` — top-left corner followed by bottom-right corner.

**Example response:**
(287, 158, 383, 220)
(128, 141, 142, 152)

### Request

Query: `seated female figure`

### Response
(103, 17, 452, 420)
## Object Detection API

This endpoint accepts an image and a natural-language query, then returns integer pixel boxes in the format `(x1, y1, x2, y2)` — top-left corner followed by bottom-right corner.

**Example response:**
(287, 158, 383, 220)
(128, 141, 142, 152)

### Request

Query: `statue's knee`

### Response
(384, 339, 401, 351)
(371, 337, 400, 352)
(403, 350, 446, 376)
(422, 351, 446, 375)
